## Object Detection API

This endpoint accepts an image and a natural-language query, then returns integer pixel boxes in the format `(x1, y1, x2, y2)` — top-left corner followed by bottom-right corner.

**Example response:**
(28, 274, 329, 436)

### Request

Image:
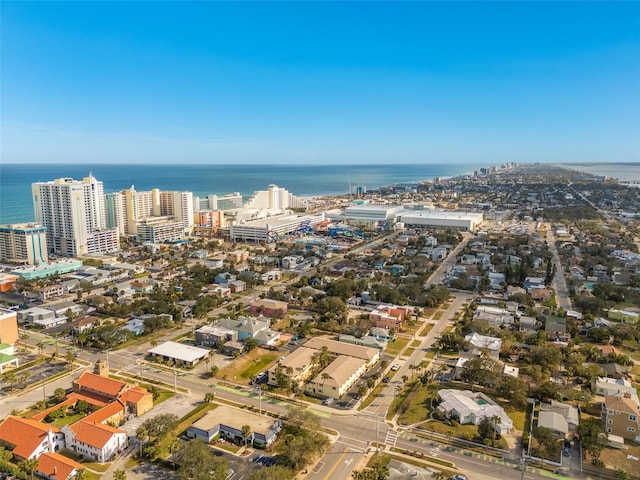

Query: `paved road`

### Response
(546, 226, 573, 311)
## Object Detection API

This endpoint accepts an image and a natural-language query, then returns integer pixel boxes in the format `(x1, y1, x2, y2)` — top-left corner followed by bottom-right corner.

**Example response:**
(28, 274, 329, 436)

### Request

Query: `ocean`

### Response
(0, 163, 478, 224)
(559, 162, 640, 182)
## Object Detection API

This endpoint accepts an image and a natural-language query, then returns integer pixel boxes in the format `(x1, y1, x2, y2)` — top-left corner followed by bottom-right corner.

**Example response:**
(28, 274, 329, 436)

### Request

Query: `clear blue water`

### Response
(0, 163, 478, 224)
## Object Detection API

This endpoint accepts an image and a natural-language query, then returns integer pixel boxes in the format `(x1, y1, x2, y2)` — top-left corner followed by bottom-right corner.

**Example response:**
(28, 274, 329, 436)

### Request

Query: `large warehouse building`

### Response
(229, 213, 325, 242)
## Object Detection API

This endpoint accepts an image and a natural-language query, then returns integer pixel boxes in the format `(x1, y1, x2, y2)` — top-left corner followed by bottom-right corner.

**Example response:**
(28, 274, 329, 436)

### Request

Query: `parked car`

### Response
(391, 363, 400, 371)
(563, 446, 571, 457)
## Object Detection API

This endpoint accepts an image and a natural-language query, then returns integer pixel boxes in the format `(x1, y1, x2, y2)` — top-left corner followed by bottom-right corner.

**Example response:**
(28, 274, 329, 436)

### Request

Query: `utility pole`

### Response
(173, 369, 178, 393)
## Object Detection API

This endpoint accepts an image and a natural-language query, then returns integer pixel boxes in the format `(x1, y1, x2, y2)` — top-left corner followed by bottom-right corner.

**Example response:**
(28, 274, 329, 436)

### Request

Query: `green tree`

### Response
(141, 413, 178, 443)
(241, 424, 252, 448)
(54, 387, 67, 403)
(19, 457, 38, 480)
(204, 392, 215, 403)
(65, 350, 76, 370)
(578, 417, 606, 461)
(0, 446, 13, 469)
(245, 338, 258, 351)
(113, 470, 127, 480)
(71, 469, 87, 480)
(246, 465, 296, 480)
(174, 439, 227, 480)
(352, 461, 390, 480)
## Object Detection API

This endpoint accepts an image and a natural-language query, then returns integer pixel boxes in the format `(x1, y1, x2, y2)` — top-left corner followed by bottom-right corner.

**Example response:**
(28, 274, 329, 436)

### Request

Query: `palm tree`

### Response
(3, 371, 17, 390)
(204, 392, 215, 403)
(65, 350, 76, 370)
(241, 425, 252, 449)
(36, 342, 45, 358)
(320, 372, 330, 395)
(71, 469, 87, 480)
(0, 446, 13, 470)
(491, 415, 501, 441)
(113, 470, 127, 480)
(19, 457, 38, 480)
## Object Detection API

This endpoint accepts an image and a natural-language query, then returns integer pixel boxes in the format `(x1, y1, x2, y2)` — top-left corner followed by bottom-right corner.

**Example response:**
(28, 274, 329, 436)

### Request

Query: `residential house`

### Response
(607, 309, 640, 324)
(195, 324, 238, 346)
(593, 377, 640, 405)
(545, 316, 570, 344)
(538, 401, 580, 438)
(437, 389, 513, 434)
(602, 394, 640, 442)
(464, 332, 502, 360)
(227, 250, 250, 264)
(370, 327, 395, 342)
(228, 279, 246, 293)
(37, 285, 64, 302)
(249, 298, 288, 317)
(369, 305, 409, 332)
(215, 316, 276, 343)
(473, 306, 514, 327)
(70, 316, 98, 334)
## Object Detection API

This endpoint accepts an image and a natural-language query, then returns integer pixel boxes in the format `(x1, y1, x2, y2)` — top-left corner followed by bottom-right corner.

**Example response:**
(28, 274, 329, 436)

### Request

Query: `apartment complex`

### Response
(0, 223, 48, 265)
(602, 394, 640, 442)
(32, 175, 119, 257)
(105, 186, 194, 239)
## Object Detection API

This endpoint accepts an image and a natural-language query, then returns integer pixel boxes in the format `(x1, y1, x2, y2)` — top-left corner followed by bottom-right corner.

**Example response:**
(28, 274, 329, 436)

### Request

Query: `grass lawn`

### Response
(432, 311, 444, 320)
(81, 461, 112, 472)
(411, 340, 422, 348)
(52, 412, 86, 427)
(397, 384, 435, 426)
(386, 336, 411, 356)
(505, 407, 526, 431)
(218, 348, 279, 383)
(404, 347, 416, 357)
(420, 420, 481, 440)
(599, 441, 640, 475)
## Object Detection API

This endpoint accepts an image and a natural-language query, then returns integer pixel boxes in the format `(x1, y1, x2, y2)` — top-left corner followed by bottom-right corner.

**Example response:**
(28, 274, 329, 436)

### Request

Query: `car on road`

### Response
(391, 364, 400, 371)
(450, 475, 468, 480)
(321, 398, 334, 406)
(563, 446, 571, 457)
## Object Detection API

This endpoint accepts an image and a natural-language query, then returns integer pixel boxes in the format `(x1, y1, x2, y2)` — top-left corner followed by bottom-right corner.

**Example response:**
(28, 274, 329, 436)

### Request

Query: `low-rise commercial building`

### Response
(186, 405, 282, 447)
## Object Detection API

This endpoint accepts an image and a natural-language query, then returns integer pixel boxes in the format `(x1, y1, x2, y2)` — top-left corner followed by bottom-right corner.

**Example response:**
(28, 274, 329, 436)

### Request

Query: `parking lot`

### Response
(211, 447, 267, 480)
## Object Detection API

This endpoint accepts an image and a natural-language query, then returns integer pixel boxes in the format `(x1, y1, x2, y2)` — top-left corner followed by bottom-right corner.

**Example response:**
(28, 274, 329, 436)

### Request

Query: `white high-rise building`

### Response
(105, 186, 193, 238)
(32, 175, 119, 257)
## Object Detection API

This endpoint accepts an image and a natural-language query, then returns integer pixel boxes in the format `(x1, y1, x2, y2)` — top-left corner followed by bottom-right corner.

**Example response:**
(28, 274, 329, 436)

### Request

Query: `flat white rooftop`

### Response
(148, 341, 210, 363)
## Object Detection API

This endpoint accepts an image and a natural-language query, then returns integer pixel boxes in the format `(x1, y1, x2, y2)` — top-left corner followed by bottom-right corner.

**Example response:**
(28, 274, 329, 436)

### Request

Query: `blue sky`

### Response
(1, 1, 639, 165)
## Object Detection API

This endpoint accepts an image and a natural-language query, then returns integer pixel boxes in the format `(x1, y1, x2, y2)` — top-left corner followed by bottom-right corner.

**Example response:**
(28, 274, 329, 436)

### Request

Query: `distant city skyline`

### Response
(1, 1, 639, 165)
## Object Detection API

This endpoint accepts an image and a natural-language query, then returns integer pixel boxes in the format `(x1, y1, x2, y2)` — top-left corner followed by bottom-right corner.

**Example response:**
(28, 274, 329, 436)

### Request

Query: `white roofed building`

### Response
(148, 341, 210, 366)
(437, 389, 513, 433)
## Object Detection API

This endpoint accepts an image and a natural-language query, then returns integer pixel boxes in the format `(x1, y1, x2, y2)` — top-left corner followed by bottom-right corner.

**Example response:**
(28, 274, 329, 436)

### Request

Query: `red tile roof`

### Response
(70, 421, 125, 449)
(120, 386, 151, 404)
(75, 372, 126, 398)
(81, 400, 125, 424)
(0, 416, 59, 460)
(37, 452, 82, 480)
(66, 391, 110, 407)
